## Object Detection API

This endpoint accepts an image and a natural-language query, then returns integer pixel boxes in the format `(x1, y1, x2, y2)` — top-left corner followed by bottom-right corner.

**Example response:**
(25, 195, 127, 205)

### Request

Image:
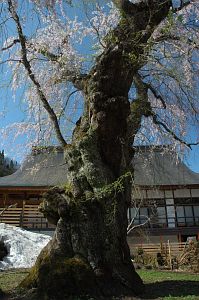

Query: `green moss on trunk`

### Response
(21, 247, 96, 299)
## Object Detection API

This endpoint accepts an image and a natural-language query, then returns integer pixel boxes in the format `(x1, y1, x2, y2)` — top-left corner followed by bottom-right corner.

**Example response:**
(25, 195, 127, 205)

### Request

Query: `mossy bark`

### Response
(18, 2, 172, 299)
(20, 111, 143, 299)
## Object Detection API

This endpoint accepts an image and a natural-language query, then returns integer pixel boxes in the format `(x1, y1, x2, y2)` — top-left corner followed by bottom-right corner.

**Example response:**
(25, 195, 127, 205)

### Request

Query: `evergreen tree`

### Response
(0, 151, 17, 177)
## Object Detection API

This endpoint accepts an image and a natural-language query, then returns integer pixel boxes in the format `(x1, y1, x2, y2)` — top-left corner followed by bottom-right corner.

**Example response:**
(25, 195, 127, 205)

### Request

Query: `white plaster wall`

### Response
(191, 189, 199, 198)
(147, 189, 164, 199)
(174, 189, 191, 198)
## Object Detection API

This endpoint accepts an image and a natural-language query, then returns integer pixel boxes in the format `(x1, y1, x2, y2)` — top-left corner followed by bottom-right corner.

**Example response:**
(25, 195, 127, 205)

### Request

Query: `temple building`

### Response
(0, 146, 198, 243)
(0, 147, 67, 231)
(128, 146, 199, 244)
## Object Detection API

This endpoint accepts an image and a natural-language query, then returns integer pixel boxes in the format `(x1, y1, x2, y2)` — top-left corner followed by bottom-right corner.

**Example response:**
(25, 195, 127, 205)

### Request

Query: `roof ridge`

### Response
(31, 146, 63, 156)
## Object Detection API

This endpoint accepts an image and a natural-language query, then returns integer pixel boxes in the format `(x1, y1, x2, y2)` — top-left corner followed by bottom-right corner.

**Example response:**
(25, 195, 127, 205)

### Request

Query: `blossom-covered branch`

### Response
(7, 0, 67, 147)
(130, 73, 198, 149)
(27, 41, 87, 90)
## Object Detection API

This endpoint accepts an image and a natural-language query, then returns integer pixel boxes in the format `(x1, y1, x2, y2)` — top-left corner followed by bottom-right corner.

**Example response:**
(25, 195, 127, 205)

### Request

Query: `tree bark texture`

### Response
(19, 2, 171, 299)
(20, 90, 142, 300)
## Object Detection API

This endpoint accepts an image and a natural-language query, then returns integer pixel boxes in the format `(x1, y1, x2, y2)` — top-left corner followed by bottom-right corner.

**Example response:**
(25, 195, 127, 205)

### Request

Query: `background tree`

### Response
(0, 150, 17, 176)
(0, 0, 199, 299)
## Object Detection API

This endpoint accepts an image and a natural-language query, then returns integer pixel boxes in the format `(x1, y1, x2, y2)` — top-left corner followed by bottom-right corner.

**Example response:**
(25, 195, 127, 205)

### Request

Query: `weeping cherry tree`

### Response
(0, 0, 199, 299)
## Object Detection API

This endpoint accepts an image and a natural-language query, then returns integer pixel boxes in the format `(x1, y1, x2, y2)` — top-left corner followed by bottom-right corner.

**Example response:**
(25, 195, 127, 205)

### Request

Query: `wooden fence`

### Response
(132, 241, 188, 257)
(132, 240, 198, 270)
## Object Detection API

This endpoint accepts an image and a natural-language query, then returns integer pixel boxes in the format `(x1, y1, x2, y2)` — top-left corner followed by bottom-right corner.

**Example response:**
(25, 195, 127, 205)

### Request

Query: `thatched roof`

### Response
(0, 146, 198, 188)
(0, 147, 67, 187)
(133, 146, 199, 186)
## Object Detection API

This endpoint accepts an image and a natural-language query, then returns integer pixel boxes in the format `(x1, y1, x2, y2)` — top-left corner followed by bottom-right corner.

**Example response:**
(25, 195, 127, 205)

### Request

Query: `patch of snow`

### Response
(0, 223, 51, 270)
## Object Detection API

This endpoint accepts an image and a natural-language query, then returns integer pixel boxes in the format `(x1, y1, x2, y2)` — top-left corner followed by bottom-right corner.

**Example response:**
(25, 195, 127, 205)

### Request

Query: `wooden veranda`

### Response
(0, 188, 55, 230)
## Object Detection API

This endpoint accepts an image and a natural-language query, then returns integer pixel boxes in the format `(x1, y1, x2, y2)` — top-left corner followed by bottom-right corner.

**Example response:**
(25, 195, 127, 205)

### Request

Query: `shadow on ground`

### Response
(141, 280, 199, 299)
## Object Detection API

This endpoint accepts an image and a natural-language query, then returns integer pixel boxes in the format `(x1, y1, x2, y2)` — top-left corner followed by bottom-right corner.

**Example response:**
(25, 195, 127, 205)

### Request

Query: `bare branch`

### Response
(127, 216, 150, 235)
(1, 38, 20, 50)
(0, 58, 21, 65)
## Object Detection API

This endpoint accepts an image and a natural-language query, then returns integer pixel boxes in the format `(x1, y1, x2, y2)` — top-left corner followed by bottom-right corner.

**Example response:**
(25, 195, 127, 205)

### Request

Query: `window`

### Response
(130, 207, 139, 224)
(193, 206, 199, 225)
(129, 207, 149, 226)
(128, 196, 199, 229)
(156, 207, 167, 227)
(176, 205, 197, 227)
(184, 206, 194, 226)
(176, 206, 185, 226)
(140, 207, 148, 223)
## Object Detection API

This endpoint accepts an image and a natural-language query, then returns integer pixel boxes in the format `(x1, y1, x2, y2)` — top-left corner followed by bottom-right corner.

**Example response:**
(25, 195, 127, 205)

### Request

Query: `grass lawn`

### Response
(0, 269, 198, 299)
(0, 268, 29, 293)
(137, 269, 199, 300)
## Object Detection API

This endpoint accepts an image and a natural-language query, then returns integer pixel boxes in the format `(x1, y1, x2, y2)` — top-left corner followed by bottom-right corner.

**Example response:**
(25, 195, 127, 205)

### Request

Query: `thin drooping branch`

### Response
(27, 42, 87, 90)
(130, 73, 198, 149)
(152, 114, 199, 149)
(7, 0, 67, 147)
(58, 89, 78, 122)
(0, 58, 21, 65)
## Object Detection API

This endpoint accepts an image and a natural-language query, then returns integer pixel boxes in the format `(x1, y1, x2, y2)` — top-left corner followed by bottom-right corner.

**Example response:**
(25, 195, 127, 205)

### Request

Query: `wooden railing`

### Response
(22, 204, 48, 229)
(0, 205, 55, 230)
(0, 207, 22, 226)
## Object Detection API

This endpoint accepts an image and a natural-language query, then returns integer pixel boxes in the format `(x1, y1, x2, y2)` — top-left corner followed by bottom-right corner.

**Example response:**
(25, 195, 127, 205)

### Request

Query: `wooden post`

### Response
(20, 200, 26, 228)
(167, 240, 172, 270)
(3, 193, 7, 207)
(178, 233, 182, 243)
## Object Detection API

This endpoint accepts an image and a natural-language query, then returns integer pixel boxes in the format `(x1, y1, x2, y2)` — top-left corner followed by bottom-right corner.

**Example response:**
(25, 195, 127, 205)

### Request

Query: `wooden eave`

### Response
(0, 186, 50, 192)
(138, 184, 199, 190)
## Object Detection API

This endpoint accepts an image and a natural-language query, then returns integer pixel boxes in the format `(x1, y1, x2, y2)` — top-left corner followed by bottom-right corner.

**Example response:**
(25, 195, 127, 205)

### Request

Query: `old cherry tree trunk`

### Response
(20, 1, 171, 299)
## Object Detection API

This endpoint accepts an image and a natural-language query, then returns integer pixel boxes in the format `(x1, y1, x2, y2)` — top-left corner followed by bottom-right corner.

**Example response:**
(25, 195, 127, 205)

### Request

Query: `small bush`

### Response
(176, 241, 199, 272)
(133, 248, 158, 269)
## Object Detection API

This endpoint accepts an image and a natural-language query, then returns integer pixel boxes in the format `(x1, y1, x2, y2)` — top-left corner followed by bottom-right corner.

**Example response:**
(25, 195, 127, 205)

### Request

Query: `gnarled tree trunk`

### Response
(20, 78, 143, 300)
(18, 1, 172, 299)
